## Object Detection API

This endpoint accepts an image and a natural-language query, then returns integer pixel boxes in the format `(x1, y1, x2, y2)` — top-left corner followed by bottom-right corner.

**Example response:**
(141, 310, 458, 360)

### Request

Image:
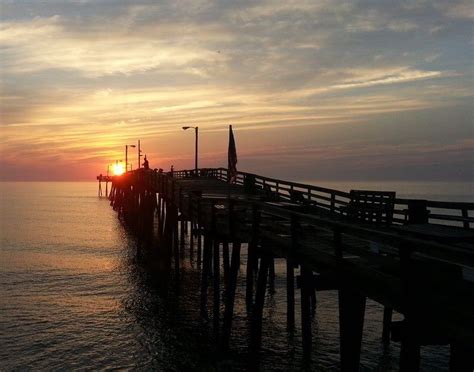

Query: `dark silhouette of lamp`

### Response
(125, 144, 136, 172)
(182, 126, 198, 175)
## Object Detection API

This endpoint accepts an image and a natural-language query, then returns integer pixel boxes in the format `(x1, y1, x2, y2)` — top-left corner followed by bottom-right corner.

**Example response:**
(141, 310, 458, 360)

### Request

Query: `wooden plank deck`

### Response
(106, 168, 474, 371)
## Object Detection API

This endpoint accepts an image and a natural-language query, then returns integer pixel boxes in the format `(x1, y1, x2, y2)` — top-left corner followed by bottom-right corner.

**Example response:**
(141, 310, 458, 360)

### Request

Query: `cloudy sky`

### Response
(0, 0, 472, 181)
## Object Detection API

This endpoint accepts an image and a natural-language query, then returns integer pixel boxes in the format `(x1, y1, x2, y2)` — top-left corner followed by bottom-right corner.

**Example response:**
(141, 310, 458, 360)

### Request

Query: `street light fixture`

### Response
(137, 140, 142, 169)
(125, 144, 136, 172)
(182, 126, 198, 175)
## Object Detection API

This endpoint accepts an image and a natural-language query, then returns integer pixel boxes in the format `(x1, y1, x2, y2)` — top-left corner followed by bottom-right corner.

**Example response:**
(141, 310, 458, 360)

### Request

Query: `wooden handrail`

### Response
(150, 167, 473, 229)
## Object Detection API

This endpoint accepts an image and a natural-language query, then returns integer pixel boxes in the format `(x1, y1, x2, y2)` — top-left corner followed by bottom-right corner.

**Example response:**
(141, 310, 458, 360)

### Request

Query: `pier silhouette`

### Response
(100, 167, 474, 371)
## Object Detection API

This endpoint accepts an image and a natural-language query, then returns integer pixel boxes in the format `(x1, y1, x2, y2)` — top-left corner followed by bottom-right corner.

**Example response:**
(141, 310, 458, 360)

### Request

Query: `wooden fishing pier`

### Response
(102, 167, 474, 371)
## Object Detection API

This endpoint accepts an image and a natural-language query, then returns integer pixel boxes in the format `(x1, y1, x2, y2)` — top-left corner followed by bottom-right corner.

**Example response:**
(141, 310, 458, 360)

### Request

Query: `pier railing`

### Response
(106, 166, 474, 369)
(167, 167, 474, 229)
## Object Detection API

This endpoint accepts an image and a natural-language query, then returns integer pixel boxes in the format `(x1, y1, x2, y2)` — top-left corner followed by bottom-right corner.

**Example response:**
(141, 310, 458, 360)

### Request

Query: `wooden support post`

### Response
(149, 191, 156, 239)
(189, 222, 194, 261)
(399, 326, 420, 372)
(300, 264, 313, 361)
(287, 215, 297, 330)
(197, 198, 202, 267)
(399, 247, 421, 372)
(213, 240, 220, 333)
(180, 219, 185, 258)
(164, 201, 168, 236)
(200, 235, 212, 319)
(157, 195, 161, 218)
(338, 287, 366, 372)
(197, 229, 202, 267)
(461, 208, 470, 229)
(159, 199, 165, 237)
(221, 242, 241, 350)
(159, 199, 163, 237)
(246, 242, 255, 311)
(222, 242, 230, 287)
(450, 343, 473, 372)
(268, 256, 275, 293)
(250, 255, 271, 354)
(382, 307, 393, 345)
(269, 256, 275, 279)
(246, 205, 260, 311)
(108, 184, 113, 202)
(310, 287, 317, 315)
(286, 257, 295, 331)
(163, 204, 172, 256)
(173, 211, 179, 278)
(136, 237, 142, 260)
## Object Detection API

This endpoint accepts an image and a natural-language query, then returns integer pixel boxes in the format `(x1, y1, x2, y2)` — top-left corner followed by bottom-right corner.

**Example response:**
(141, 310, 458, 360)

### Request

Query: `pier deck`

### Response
(104, 167, 474, 371)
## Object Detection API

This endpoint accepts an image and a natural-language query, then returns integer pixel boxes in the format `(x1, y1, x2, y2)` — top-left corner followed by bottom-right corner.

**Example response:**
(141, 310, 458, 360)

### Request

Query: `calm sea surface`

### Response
(0, 181, 472, 371)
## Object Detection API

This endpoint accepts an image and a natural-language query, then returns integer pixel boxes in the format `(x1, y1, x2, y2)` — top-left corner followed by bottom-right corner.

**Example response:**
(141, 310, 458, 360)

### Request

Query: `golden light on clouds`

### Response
(0, 1, 472, 181)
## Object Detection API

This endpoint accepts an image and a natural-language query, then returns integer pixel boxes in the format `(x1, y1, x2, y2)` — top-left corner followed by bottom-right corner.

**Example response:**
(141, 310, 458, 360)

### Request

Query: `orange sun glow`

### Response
(112, 163, 125, 176)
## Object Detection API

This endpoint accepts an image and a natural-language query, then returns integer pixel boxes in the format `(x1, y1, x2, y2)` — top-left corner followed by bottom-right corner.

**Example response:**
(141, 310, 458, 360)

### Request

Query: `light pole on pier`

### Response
(182, 126, 198, 175)
(125, 144, 136, 172)
(137, 140, 142, 169)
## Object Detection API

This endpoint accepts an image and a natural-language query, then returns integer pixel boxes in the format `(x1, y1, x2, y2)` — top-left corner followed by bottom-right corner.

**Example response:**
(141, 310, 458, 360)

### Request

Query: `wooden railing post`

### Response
(407, 200, 429, 224)
(462, 208, 470, 229)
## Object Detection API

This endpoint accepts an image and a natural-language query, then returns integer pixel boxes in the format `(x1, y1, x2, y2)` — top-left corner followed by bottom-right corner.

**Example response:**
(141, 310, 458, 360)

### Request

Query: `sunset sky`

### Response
(0, 0, 472, 181)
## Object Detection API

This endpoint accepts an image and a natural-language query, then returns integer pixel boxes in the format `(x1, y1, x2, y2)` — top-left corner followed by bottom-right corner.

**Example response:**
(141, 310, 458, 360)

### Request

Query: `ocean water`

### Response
(0, 181, 471, 371)
(302, 180, 473, 202)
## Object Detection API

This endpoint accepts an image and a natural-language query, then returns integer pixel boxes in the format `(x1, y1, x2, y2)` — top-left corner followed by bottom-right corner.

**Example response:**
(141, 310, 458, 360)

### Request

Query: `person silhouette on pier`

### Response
(142, 155, 149, 170)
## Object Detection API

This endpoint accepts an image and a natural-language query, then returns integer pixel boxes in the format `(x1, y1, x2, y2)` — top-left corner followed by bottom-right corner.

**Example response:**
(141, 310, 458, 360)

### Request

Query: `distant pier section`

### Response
(96, 174, 113, 197)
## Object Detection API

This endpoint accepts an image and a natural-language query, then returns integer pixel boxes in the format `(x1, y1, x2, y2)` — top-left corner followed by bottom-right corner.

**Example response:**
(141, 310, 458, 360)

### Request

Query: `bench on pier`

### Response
(289, 189, 322, 214)
(262, 184, 281, 201)
(344, 190, 396, 226)
(289, 190, 309, 205)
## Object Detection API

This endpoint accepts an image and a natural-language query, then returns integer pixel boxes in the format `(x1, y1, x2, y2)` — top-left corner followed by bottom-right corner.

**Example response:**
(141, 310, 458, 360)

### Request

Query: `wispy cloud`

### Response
(332, 68, 444, 89)
(0, 0, 472, 181)
(0, 16, 228, 77)
(443, 1, 474, 19)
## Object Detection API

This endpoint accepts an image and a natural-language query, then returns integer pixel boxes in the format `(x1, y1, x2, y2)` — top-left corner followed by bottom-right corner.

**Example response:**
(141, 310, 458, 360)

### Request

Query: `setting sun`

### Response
(112, 163, 125, 176)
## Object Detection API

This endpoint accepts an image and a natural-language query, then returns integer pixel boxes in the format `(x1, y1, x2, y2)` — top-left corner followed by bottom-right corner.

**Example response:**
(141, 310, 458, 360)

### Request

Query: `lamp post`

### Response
(137, 140, 142, 169)
(125, 144, 136, 172)
(182, 126, 198, 175)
